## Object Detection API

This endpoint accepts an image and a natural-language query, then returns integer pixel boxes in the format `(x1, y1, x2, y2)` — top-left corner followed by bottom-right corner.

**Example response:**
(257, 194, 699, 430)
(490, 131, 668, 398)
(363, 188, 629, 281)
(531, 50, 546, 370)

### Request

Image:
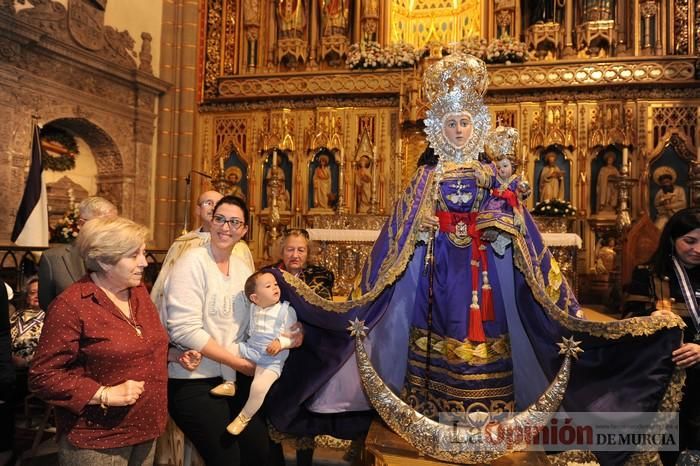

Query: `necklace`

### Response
(92, 273, 143, 337)
(122, 299, 143, 338)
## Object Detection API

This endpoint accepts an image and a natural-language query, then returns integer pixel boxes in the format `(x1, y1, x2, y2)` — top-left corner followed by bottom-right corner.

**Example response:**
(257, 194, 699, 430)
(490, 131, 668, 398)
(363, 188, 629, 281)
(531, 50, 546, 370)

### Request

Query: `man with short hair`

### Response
(38, 196, 117, 309)
(150, 190, 254, 323)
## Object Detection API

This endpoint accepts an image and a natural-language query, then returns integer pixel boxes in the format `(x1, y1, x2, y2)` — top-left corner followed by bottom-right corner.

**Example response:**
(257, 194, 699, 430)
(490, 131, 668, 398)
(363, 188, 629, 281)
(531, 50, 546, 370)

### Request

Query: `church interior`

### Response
(1, 0, 700, 464)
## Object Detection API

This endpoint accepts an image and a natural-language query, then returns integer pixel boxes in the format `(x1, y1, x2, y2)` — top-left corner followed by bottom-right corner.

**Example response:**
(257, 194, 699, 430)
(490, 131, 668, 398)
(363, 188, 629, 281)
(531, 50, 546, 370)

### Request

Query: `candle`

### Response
(219, 156, 225, 171)
(622, 147, 629, 168)
(272, 149, 278, 168)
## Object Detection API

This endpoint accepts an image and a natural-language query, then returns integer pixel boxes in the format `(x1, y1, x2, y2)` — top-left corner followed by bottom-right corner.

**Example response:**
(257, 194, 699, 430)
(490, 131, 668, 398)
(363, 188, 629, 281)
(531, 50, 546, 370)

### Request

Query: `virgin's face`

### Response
(675, 229, 700, 267)
(442, 112, 473, 149)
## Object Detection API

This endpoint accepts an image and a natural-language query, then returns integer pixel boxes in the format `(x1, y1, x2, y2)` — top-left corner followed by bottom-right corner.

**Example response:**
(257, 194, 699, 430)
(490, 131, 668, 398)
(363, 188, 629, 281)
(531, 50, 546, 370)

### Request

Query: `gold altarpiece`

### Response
(193, 0, 700, 299)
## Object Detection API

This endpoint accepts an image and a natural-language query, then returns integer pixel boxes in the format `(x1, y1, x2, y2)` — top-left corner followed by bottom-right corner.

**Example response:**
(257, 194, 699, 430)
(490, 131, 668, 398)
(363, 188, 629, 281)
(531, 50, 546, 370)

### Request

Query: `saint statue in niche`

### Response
(355, 155, 372, 213)
(277, 0, 306, 38)
(595, 151, 619, 213)
(320, 0, 349, 37)
(538, 150, 565, 202)
(225, 166, 246, 201)
(653, 166, 687, 230)
(313, 154, 333, 210)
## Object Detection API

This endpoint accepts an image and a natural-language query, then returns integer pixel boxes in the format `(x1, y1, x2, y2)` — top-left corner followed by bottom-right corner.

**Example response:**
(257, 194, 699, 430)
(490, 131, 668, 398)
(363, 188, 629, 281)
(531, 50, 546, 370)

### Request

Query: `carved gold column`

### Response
(243, 0, 261, 72)
(612, 147, 638, 234)
(369, 145, 378, 214)
(267, 0, 276, 70)
(309, 0, 319, 68)
(616, 0, 629, 54)
(337, 148, 348, 214)
(265, 149, 282, 259)
(563, 0, 575, 56)
(640, 0, 659, 55)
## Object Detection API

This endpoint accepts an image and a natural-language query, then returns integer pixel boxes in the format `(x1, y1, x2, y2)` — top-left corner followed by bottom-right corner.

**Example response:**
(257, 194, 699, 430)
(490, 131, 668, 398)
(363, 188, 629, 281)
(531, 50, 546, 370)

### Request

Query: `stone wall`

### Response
(0, 1, 169, 242)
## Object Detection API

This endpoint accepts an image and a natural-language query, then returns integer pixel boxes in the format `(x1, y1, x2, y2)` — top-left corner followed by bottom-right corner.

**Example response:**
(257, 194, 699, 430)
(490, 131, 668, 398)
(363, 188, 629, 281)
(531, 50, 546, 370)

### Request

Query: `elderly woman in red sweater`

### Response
(30, 216, 169, 466)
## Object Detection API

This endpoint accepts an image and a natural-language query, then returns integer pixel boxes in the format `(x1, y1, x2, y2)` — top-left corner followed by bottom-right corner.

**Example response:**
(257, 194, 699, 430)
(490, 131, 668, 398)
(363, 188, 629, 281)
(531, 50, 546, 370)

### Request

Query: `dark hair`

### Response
(244, 271, 273, 301)
(649, 207, 700, 277)
(213, 195, 249, 225)
(417, 147, 438, 167)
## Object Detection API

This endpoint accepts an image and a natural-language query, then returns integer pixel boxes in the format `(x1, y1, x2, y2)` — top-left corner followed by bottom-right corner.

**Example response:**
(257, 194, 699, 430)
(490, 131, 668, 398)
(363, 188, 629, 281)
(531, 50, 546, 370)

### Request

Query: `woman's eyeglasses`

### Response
(212, 215, 246, 230)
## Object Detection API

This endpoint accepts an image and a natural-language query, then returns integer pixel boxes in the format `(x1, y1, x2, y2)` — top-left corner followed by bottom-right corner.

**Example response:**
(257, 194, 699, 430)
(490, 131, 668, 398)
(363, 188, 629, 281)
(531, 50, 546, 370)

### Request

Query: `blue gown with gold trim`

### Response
(266, 162, 684, 466)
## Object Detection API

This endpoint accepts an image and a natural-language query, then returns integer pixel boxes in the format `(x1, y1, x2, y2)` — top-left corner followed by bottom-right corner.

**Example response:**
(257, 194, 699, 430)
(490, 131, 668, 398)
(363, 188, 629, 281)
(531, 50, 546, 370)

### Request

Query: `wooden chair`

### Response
(18, 396, 56, 465)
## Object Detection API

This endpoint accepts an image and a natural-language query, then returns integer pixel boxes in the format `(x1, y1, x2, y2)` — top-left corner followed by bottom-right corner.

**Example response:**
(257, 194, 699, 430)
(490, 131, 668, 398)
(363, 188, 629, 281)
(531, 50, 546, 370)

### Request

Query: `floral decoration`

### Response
(50, 207, 80, 243)
(454, 37, 488, 60)
(483, 37, 529, 64)
(41, 126, 78, 172)
(346, 37, 529, 69)
(346, 41, 424, 69)
(531, 199, 577, 217)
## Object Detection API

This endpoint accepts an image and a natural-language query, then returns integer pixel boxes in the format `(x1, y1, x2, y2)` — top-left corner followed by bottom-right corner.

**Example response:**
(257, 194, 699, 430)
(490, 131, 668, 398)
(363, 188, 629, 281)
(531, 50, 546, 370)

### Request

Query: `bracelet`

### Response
(100, 386, 110, 412)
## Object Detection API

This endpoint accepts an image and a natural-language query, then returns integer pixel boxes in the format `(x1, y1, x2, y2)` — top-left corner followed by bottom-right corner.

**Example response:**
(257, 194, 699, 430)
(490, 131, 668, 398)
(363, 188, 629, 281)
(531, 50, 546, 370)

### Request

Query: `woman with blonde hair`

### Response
(30, 216, 169, 466)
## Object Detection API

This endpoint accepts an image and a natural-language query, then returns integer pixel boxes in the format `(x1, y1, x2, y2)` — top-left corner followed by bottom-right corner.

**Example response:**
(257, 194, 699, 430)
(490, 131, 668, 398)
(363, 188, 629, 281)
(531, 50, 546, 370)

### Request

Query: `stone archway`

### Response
(47, 117, 125, 213)
(0, 4, 168, 243)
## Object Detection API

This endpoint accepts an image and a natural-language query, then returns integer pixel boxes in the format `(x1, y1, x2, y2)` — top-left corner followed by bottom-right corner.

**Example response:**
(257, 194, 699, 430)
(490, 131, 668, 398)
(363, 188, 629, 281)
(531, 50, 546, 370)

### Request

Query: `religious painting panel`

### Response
(534, 145, 571, 204)
(223, 148, 248, 201)
(308, 148, 339, 212)
(649, 145, 689, 230)
(590, 145, 621, 216)
(262, 149, 293, 211)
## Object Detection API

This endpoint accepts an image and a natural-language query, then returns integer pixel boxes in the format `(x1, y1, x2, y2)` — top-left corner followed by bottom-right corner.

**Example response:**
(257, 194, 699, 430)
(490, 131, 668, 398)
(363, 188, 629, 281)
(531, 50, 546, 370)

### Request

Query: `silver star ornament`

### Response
(347, 318, 368, 338)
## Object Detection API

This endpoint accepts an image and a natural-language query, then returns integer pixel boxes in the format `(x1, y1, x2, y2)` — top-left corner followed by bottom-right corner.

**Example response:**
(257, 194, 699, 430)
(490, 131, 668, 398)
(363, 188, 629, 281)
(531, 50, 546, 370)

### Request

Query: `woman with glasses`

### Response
(273, 229, 334, 299)
(164, 195, 270, 466)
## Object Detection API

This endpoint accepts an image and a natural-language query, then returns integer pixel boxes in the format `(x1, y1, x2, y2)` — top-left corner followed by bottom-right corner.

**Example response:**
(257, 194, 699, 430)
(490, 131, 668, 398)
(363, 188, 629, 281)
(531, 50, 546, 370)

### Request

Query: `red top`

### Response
(29, 277, 169, 449)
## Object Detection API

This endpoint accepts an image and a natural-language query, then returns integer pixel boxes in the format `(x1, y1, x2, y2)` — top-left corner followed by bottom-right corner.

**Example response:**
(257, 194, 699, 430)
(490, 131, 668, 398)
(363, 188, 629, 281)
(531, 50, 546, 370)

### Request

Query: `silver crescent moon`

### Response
(353, 330, 578, 464)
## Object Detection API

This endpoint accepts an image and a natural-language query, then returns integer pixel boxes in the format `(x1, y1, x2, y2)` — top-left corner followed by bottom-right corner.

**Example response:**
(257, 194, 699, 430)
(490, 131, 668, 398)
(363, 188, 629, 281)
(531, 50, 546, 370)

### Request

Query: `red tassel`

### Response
(468, 305, 486, 342)
(481, 285, 494, 321)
